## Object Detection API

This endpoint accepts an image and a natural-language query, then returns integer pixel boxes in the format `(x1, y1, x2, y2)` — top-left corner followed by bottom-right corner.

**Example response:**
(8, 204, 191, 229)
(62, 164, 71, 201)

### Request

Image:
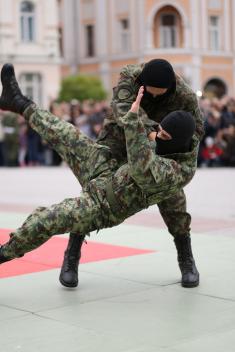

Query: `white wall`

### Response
(0, 0, 61, 107)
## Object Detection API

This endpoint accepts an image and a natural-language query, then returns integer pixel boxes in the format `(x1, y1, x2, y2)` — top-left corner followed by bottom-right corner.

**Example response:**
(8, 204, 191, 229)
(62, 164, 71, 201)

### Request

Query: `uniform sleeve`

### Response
(97, 69, 155, 162)
(96, 70, 136, 159)
(111, 74, 137, 122)
(119, 111, 184, 190)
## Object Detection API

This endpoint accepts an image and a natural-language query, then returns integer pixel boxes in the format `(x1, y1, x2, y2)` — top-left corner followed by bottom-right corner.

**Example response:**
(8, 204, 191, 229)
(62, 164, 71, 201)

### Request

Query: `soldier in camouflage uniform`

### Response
(0, 64, 199, 287)
(60, 59, 204, 288)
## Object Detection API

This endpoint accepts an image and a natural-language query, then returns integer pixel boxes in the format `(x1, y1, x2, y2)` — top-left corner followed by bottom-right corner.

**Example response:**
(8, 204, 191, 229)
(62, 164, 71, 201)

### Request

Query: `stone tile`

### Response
(40, 285, 235, 349)
(0, 269, 152, 313)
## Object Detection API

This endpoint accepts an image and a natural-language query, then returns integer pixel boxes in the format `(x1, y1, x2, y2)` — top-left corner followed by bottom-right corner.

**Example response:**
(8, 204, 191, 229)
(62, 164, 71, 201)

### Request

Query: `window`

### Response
(209, 16, 220, 51)
(20, 1, 35, 42)
(19, 73, 42, 105)
(160, 14, 177, 48)
(85, 24, 95, 57)
(119, 19, 130, 52)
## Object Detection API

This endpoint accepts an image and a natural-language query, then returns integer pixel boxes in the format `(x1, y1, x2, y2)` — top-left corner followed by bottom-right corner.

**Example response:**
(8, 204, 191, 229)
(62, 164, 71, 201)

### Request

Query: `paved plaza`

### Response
(0, 167, 235, 352)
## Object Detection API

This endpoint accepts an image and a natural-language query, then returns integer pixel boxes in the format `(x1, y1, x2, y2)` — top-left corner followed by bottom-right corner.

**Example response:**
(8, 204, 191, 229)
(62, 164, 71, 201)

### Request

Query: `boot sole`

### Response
(182, 280, 199, 288)
(59, 276, 78, 288)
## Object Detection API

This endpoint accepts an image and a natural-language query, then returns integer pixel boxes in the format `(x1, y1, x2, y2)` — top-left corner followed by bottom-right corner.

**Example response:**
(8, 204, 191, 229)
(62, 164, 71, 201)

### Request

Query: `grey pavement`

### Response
(0, 167, 235, 352)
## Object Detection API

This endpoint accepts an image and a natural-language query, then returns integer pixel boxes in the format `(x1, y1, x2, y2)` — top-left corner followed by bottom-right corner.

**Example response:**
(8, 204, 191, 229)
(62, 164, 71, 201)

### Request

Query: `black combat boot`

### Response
(174, 235, 199, 288)
(0, 246, 11, 264)
(59, 233, 85, 288)
(0, 63, 33, 114)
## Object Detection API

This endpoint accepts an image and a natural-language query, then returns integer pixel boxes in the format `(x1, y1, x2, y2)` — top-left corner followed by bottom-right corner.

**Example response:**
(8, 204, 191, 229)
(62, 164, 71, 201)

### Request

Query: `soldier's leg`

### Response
(0, 193, 103, 261)
(24, 106, 112, 187)
(0, 65, 107, 283)
(0, 64, 112, 186)
(24, 106, 113, 287)
(157, 189, 199, 288)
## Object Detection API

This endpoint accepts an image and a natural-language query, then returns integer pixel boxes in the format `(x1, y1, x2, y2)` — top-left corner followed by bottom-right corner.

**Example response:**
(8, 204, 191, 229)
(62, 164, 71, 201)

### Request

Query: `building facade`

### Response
(60, 0, 235, 98)
(0, 0, 61, 107)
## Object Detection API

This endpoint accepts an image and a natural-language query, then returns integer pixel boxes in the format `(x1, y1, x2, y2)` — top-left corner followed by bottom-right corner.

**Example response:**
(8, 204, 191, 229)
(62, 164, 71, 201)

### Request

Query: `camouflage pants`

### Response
(157, 190, 191, 237)
(2, 108, 191, 260)
(98, 126, 192, 238)
(2, 107, 115, 259)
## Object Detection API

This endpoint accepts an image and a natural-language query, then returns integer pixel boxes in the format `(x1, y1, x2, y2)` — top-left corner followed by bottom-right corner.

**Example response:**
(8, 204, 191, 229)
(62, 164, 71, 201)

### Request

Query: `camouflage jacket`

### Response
(97, 63, 204, 164)
(92, 110, 198, 225)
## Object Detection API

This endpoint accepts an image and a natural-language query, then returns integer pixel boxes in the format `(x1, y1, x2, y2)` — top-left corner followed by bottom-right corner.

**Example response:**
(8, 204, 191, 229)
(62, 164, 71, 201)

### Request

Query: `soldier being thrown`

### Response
(0, 64, 199, 288)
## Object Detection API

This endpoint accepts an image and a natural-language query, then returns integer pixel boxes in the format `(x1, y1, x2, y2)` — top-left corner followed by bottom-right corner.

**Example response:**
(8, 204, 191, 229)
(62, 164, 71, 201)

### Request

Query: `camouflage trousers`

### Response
(2, 107, 192, 260)
(2, 106, 117, 259)
(98, 127, 192, 238)
(157, 190, 191, 237)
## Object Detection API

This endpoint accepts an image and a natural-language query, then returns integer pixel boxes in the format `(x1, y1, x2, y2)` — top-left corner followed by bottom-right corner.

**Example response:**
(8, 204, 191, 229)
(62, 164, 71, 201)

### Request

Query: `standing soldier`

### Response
(60, 58, 204, 289)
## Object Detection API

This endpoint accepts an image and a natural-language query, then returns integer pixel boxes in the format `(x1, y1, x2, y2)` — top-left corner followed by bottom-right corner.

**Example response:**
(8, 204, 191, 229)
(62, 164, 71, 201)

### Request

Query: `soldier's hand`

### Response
(130, 86, 144, 114)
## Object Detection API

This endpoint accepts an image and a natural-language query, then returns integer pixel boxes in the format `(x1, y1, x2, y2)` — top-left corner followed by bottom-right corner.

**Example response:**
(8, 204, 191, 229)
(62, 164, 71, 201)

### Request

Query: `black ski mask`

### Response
(138, 59, 176, 101)
(156, 111, 196, 155)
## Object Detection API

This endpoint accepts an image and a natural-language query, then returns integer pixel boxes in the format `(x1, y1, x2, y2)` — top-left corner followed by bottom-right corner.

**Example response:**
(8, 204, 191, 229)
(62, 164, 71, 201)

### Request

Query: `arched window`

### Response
(19, 73, 42, 105)
(20, 1, 35, 42)
(153, 6, 183, 48)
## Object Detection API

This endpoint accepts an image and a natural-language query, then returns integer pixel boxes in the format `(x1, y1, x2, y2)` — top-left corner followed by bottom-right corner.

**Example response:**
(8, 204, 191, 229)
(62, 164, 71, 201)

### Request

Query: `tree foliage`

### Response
(58, 74, 107, 102)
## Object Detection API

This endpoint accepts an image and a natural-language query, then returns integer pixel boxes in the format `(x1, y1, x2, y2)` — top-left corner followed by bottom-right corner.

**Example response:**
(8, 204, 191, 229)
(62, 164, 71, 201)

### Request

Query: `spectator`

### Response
(200, 136, 223, 167)
(220, 98, 235, 129)
(2, 112, 19, 166)
(220, 124, 235, 166)
(18, 116, 27, 167)
(2, 94, 235, 168)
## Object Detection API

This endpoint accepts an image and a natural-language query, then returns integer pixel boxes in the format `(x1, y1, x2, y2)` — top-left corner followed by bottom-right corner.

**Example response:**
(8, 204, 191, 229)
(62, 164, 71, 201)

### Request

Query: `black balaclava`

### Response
(138, 59, 176, 101)
(156, 111, 196, 155)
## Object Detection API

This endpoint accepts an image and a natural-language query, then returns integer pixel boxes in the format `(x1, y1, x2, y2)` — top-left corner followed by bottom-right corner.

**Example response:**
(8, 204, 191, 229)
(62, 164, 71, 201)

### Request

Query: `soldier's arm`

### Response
(97, 70, 152, 161)
(96, 69, 136, 160)
(111, 67, 138, 121)
(119, 110, 184, 191)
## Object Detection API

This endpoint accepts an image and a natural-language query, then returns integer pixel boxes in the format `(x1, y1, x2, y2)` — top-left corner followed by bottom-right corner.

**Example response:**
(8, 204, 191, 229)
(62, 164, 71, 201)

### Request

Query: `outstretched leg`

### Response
(25, 106, 114, 187)
(0, 63, 114, 187)
(0, 63, 115, 286)
(0, 193, 104, 262)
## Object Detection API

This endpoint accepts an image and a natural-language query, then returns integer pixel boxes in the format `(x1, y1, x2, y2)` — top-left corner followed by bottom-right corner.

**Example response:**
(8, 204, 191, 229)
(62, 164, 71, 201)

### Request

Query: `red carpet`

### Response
(0, 229, 155, 278)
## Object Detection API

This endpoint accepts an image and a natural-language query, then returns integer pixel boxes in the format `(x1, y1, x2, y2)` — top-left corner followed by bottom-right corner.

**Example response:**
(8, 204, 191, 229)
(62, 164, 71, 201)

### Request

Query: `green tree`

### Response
(58, 75, 107, 102)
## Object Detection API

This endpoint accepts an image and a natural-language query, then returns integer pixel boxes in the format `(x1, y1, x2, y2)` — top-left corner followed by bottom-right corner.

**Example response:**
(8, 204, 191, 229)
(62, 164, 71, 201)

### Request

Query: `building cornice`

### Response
(0, 55, 62, 65)
(78, 48, 235, 66)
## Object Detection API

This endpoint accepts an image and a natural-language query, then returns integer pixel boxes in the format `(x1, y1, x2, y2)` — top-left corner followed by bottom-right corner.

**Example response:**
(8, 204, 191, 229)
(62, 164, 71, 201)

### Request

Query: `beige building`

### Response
(0, 0, 61, 107)
(60, 0, 235, 98)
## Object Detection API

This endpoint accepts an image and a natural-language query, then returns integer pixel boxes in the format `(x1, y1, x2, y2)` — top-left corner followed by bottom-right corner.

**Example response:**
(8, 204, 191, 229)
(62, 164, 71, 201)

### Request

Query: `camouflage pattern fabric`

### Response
(2, 106, 116, 258)
(97, 63, 204, 236)
(2, 106, 197, 259)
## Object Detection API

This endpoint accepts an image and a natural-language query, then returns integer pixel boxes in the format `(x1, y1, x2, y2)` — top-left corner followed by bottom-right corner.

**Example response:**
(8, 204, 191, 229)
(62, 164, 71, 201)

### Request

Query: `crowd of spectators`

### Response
(0, 100, 110, 167)
(198, 96, 235, 167)
(0, 95, 235, 168)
